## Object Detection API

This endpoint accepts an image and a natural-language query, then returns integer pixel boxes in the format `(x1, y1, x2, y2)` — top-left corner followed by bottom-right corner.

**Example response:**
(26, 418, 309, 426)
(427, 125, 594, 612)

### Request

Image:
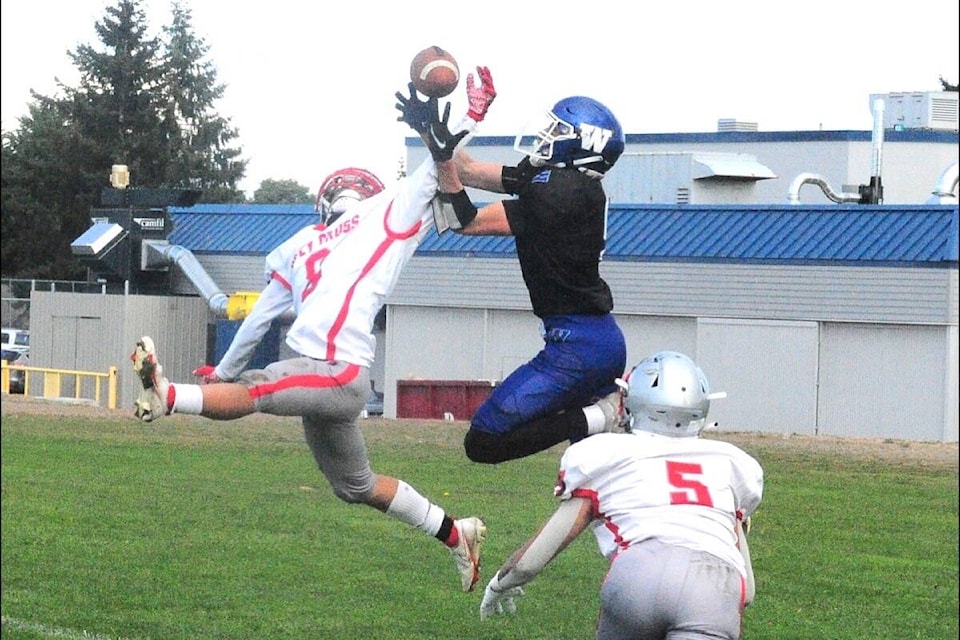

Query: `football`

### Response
(409, 46, 459, 98)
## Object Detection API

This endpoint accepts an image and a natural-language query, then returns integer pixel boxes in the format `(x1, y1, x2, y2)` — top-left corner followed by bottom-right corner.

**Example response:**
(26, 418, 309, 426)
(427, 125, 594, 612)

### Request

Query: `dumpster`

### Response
(396, 380, 497, 420)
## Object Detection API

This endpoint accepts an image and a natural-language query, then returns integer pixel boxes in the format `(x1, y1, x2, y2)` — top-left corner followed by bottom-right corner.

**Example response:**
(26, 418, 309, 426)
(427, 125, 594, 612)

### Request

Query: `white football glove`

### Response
(479, 579, 524, 620)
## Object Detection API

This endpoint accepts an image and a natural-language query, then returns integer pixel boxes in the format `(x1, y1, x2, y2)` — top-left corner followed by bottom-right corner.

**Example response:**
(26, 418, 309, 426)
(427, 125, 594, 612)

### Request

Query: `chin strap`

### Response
(534, 155, 608, 180)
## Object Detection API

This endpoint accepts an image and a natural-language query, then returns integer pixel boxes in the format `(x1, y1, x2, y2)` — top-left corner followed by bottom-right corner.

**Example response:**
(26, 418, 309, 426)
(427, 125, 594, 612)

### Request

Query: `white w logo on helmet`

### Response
(579, 123, 613, 153)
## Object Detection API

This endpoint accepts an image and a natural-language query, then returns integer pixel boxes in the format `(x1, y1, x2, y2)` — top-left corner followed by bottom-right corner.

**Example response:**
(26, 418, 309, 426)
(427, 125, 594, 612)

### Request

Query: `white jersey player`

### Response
(130, 69, 499, 593)
(480, 351, 764, 640)
(215, 159, 438, 378)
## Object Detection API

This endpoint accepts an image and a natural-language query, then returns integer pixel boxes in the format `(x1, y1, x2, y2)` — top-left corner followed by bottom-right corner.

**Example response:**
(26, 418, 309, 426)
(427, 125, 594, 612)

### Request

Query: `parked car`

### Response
(1, 328, 30, 355)
(1, 348, 28, 394)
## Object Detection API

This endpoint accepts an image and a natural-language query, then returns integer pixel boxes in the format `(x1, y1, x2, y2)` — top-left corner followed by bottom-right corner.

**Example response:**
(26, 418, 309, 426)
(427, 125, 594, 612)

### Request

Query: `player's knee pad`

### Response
(330, 474, 376, 504)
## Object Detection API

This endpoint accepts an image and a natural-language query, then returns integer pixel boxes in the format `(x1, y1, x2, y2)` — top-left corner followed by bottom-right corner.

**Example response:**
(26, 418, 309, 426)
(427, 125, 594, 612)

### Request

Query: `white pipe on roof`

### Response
(786, 173, 861, 205)
(870, 98, 884, 179)
(927, 162, 959, 204)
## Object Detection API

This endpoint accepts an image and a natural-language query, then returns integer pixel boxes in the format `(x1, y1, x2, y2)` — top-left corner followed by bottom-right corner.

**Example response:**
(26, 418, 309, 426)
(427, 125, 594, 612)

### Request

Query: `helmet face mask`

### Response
(328, 189, 362, 216)
(316, 168, 385, 225)
(623, 351, 713, 438)
(513, 96, 625, 178)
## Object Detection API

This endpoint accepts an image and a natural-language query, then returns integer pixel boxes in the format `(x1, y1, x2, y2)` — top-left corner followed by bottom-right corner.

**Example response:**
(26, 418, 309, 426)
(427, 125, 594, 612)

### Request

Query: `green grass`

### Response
(2, 413, 957, 640)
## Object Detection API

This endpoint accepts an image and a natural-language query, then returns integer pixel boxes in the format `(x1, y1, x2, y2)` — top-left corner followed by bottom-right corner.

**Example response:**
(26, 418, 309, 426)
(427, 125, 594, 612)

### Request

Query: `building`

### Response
(24, 94, 960, 442)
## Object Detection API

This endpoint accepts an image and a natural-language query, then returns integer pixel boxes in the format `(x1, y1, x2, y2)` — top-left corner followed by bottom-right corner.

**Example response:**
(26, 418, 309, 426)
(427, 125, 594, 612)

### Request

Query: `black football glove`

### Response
(395, 82, 434, 135)
(424, 101, 468, 162)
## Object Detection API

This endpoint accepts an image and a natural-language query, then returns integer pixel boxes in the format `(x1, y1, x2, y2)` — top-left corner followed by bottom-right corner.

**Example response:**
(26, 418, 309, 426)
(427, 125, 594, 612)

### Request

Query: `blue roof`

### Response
(169, 203, 959, 266)
(169, 204, 317, 253)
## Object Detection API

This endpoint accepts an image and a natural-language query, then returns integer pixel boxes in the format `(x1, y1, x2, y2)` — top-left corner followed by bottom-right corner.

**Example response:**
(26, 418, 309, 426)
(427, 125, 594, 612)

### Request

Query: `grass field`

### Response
(2, 399, 958, 639)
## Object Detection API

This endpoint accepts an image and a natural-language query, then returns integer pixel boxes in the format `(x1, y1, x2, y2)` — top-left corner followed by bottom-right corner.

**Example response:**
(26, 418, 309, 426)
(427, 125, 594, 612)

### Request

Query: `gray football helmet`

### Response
(622, 351, 715, 437)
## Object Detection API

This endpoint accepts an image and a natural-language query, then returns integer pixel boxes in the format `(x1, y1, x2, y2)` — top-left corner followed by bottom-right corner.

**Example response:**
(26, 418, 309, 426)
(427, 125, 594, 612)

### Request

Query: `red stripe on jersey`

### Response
(572, 487, 630, 552)
(324, 199, 422, 361)
(271, 271, 292, 290)
(571, 488, 601, 519)
(248, 363, 361, 399)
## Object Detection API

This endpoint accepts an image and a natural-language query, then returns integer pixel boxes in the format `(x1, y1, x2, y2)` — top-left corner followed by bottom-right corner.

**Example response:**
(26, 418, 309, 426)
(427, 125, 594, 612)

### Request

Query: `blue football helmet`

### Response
(514, 96, 625, 178)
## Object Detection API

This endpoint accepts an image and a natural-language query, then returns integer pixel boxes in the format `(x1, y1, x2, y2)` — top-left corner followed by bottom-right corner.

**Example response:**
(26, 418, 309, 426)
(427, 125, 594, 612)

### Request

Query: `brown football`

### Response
(409, 46, 459, 98)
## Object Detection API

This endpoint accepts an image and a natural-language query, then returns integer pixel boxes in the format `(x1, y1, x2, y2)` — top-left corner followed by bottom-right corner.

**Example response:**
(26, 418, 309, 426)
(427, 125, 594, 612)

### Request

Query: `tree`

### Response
(1, 100, 95, 280)
(160, 2, 246, 203)
(65, 0, 168, 186)
(0, 0, 247, 279)
(252, 179, 314, 204)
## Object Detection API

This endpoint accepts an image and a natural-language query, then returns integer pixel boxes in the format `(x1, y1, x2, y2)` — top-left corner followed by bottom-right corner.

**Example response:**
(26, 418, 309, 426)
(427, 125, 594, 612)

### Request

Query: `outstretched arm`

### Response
(454, 150, 507, 193)
(480, 497, 594, 620)
(214, 278, 291, 381)
(455, 66, 506, 192)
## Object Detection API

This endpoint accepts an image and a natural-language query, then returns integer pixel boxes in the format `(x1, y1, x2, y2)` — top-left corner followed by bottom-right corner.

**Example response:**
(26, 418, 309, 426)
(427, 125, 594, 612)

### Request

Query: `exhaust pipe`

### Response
(927, 162, 959, 204)
(788, 98, 887, 205)
(143, 240, 296, 322)
(787, 173, 861, 205)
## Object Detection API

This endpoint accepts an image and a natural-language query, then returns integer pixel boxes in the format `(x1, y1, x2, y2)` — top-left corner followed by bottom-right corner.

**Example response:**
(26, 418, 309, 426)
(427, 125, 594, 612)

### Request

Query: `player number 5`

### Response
(666, 460, 714, 507)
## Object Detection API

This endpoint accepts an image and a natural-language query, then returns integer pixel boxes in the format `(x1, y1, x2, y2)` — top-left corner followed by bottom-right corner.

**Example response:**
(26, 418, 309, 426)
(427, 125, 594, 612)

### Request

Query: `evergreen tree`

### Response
(0, 0, 247, 278)
(160, 2, 246, 203)
(67, 0, 167, 186)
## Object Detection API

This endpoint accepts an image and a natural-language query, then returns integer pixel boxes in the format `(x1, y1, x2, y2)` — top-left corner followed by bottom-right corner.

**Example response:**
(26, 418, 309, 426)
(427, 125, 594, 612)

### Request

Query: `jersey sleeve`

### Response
(731, 448, 764, 518)
(214, 277, 292, 381)
(555, 438, 611, 501)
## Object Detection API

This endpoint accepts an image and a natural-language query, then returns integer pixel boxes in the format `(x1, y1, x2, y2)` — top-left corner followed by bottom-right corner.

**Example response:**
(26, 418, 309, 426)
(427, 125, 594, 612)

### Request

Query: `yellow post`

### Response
(107, 366, 118, 410)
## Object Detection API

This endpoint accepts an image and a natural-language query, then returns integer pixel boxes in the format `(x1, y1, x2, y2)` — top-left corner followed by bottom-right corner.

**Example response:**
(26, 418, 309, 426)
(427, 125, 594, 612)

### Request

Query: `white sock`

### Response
(584, 404, 607, 435)
(170, 383, 204, 415)
(385, 480, 445, 536)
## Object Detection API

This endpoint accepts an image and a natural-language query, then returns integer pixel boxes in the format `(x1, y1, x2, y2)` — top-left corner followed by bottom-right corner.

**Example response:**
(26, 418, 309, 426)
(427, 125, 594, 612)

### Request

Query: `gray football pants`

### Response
(240, 357, 374, 503)
(596, 540, 744, 640)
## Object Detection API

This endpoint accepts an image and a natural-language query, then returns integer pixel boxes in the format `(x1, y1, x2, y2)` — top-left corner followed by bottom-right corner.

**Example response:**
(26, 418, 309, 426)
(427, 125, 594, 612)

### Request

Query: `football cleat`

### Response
(450, 517, 487, 592)
(131, 336, 170, 421)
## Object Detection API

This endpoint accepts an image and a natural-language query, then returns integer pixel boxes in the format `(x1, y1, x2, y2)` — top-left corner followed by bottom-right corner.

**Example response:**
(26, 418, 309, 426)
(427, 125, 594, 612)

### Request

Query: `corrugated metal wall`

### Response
(25, 259, 958, 441)
(385, 258, 958, 441)
(29, 291, 209, 409)
(392, 257, 956, 325)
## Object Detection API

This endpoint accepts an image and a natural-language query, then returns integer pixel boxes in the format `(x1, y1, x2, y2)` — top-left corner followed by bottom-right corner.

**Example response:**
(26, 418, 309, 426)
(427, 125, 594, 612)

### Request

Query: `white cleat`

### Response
(450, 517, 487, 592)
(131, 336, 170, 421)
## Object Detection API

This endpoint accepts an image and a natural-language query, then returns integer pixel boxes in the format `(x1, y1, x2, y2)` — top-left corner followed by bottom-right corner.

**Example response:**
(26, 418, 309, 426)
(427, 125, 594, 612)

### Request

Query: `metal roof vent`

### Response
(717, 119, 758, 132)
(869, 91, 959, 130)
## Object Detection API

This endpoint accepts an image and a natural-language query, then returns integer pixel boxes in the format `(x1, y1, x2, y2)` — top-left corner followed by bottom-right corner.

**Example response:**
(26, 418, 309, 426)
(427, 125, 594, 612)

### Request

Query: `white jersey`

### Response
(213, 156, 445, 381)
(555, 430, 763, 577)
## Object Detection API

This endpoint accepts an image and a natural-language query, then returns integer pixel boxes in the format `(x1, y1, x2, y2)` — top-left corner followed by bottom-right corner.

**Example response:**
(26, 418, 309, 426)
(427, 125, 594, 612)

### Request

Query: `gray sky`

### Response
(2, 0, 957, 197)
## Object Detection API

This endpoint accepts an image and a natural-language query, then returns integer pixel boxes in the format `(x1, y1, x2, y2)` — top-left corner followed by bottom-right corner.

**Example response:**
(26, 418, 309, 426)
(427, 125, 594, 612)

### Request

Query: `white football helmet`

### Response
(622, 351, 718, 437)
(315, 167, 385, 225)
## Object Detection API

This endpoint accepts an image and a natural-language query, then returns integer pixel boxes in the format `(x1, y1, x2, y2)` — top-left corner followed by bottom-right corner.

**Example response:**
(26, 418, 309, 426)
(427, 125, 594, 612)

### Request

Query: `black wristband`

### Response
(439, 190, 478, 227)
